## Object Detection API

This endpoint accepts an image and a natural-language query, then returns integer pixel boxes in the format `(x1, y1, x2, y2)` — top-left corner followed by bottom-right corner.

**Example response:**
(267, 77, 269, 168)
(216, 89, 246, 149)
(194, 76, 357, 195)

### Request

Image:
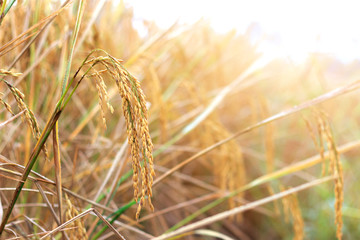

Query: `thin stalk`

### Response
(0, 47, 130, 236)
(4, 0, 15, 15)
(0, 0, 16, 25)
(51, 1, 85, 235)
(0, 52, 99, 236)
(60, 0, 85, 96)
(0, 108, 62, 235)
(34, 181, 60, 225)
(91, 200, 137, 240)
(0, 0, 7, 17)
(39, 208, 125, 240)
(53, 123, 63, 225)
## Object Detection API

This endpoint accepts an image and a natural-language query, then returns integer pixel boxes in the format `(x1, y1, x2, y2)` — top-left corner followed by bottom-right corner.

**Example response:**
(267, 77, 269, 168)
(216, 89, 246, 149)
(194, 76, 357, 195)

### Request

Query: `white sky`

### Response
(124, 0, 360, 63)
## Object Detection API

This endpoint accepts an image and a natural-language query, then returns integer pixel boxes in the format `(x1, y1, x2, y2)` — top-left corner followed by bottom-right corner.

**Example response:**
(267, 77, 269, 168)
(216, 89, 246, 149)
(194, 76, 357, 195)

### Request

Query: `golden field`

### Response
(1, 1, 360, 239)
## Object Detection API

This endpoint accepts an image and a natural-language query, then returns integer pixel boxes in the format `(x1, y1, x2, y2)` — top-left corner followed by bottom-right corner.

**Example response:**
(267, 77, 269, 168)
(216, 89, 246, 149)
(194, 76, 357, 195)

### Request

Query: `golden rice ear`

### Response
(0, 97, 14, 115)
(0, 69, 22, 77)
(4, 81, 49, 160)
(317, 112, 343, 240)
(305, 110, 344, 240)
(322, 120, 343, 240)
(65, 194, 87, 240)
(288, 193, 304, 240)
(87, 70, 114, 128)
(280, 185, 304, 240)
(83, 54, 155, 219)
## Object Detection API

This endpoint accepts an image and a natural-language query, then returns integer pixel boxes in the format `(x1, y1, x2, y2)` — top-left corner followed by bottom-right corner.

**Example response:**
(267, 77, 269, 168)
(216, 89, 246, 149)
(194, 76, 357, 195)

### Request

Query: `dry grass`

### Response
(0, 1, 360, 239)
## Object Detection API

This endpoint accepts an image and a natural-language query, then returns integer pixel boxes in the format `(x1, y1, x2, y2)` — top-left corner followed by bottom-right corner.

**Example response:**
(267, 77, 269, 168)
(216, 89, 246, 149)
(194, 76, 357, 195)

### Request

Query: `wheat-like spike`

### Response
(0, 97, 14, 115)
(323, 123, 343, 240)
(65, 194, 87, 240)
(334, 164, 344, 240)
(83, 53, 154, 219)
(90, 71, 113, 127)
(311, 110, 343, 240)
(97, 73, 114, 113)
(29, 109, 49, 160)
(5, 83, 49, 160)
(129, 78, 155, 216)
(115, 65, 154, 218)
(124, 99, 141, 200)
(0, 69, 22, 77)
(280, 185, 304, 240)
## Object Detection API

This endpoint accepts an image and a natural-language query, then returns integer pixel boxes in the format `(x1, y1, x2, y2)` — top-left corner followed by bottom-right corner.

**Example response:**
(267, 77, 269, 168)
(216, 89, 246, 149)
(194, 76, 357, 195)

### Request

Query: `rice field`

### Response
(1, 1, 360, 239)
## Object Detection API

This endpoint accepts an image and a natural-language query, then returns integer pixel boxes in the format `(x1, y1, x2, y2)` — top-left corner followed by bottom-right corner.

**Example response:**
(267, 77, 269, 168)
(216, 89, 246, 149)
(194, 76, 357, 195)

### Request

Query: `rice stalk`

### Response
(1, 80, 49, 160)
(321, 116, 343, 240)
(305, 110, 344, 239)
(51, 1, 86, 232)
(87, 71, 114, 127)
(0, 49, 154, 235)
(64, 194, 87, 239)
(86, 54, 155, 216)
(0, 0, 16, 25)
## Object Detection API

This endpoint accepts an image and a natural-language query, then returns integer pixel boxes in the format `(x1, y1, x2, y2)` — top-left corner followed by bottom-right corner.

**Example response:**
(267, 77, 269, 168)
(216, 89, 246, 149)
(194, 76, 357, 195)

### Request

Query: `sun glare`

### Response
(126, 0, 360, 64)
